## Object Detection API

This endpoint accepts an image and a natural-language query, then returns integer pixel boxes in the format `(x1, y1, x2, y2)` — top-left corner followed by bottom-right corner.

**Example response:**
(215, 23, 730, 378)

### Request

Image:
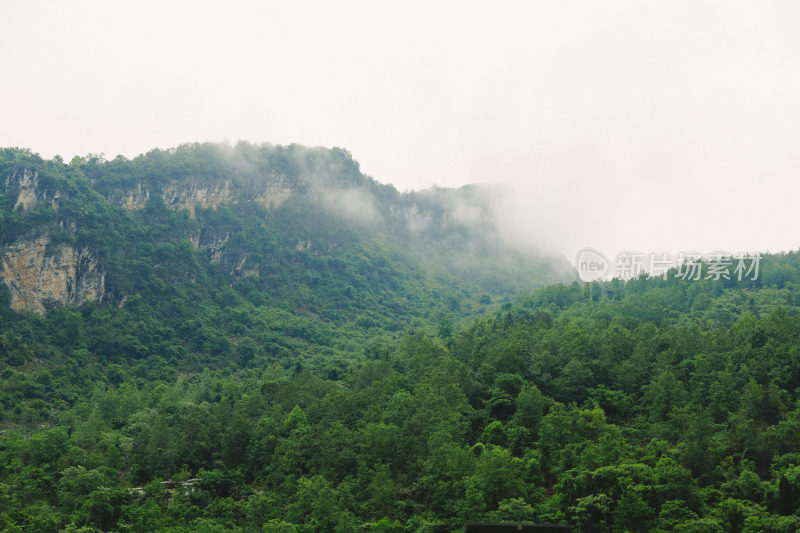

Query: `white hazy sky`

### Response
(1, 1, 799, 260)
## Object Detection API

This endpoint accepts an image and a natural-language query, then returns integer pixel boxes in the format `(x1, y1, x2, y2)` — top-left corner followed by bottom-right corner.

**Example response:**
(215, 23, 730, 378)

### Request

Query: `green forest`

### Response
(1, 144, 800, 532)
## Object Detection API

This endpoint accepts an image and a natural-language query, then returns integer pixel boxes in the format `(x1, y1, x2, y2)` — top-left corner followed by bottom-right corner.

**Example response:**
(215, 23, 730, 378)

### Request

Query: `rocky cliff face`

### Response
(161, 181, 236, 216)
(190, 229, 259, 277)
(4, 169, 65, 211)
(1, 170, 293, 313)
(0, 152, 512, 316)
(162, 179, 295, 215)
(105, 183, 150, 210)
(108, 178, 295, 214)
(0, 235, 105, 314)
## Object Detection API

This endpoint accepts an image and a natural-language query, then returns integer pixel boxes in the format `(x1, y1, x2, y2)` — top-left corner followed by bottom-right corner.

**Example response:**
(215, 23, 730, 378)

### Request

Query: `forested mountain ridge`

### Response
(2, 143, 800, 532)
(0, 143, 570, 316)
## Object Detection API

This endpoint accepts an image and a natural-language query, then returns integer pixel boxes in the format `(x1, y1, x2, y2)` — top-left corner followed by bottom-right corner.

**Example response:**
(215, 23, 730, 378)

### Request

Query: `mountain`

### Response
(3, 142, 799, 532)
(1, 143, 570, 316)
(0, 143, 572, 375)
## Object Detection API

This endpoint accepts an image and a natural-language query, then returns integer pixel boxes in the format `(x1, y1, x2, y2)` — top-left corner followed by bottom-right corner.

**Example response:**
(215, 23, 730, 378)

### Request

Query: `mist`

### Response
(2, 1, 799, 264)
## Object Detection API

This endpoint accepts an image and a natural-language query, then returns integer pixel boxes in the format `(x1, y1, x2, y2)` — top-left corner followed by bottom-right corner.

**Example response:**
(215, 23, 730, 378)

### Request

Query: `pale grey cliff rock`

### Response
(190, 229, 258, 277)
(103, 175, 295, 214)
(160, 178, 294, 216)
(4, 169, 65, 211)
(162, 181, 236, 216)
(106, 183, 150, 209)
(190, 230, 230, 265)
(0, 235, 105, 314)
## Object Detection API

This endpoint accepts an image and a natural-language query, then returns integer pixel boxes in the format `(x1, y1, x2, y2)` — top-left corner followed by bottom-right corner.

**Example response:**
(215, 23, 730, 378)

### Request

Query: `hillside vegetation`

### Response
(1, 145, 800, 532)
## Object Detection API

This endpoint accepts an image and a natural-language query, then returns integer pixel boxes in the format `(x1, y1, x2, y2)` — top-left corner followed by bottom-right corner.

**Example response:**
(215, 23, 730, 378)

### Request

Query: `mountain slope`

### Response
(5, 143, 800, 532)
(1, 143, 570, 317)
(2, 241, 800, 531)
(0, 142, 572, 393)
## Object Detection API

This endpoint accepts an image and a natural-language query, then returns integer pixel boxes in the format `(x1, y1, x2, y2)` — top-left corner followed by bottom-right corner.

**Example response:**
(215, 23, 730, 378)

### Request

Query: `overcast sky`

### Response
(1, 1, 799, 260)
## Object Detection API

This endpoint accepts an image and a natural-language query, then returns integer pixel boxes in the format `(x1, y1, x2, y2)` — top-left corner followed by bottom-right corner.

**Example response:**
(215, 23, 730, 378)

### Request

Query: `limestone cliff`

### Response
(105, 183, 150, 210)
(4, 169, 65, 211)
(107, 178, 294, 214)
(0, 169, 290, 313)
(161, 178, 294, 216)
(190, 229, 259, 277)
(0, 235, 105, 314)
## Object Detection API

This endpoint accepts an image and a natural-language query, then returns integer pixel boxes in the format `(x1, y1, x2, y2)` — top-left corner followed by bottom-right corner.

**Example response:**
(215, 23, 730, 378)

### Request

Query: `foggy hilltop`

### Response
(0, 142, 573, 315)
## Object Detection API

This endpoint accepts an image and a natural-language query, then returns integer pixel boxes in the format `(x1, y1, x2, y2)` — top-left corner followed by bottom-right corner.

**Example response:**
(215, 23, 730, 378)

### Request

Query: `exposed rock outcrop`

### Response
(162, 181, 236, 216)
(106, 183, 150, 210)
(251, 180, 294, 210)
(191, 229, 230, 265)
(191, 229, 259, 277)
(4, 170, 65, 211)
(102, 176, 296, 214)
(161, 178, 294, 216)
(0, 235, 105, 314)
